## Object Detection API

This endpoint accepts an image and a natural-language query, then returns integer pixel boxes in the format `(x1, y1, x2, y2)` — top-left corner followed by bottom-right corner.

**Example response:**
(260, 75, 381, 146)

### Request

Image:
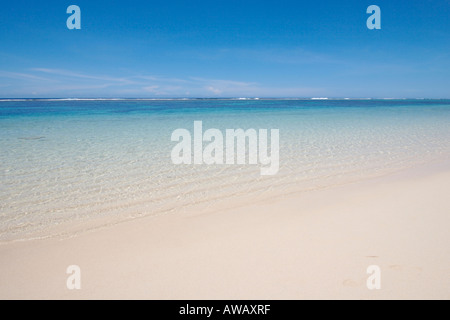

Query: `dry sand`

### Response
(1, 161, 449, 300)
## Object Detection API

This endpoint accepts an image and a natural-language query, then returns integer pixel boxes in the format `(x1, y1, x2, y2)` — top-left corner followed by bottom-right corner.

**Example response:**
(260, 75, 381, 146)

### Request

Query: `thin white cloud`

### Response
(133, 75, 189, 83)
(0, 68, 324, 97)
(0, 71, 52, 81)
(189, 77, 256, 87)
(206, 86, 222, 95)
(32, 68, 134, 84)
(143, 85, 159, 92)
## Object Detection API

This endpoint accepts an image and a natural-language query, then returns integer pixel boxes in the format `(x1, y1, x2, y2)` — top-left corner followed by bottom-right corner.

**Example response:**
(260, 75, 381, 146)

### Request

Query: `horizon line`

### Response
(1, 97, 450, 101)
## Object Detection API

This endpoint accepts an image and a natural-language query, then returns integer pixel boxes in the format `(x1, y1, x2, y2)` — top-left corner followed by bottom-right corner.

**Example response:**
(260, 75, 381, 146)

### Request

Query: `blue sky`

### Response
(0, 0, 449, 98)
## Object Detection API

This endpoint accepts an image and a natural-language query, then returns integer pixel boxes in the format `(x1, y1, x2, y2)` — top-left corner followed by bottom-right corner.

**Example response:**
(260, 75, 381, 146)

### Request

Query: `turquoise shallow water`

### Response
(1, 99, 450, 241)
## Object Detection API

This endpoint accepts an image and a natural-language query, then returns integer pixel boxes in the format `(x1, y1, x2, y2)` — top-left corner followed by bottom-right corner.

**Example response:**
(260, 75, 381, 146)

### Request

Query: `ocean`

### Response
(1, 99, 450, 241)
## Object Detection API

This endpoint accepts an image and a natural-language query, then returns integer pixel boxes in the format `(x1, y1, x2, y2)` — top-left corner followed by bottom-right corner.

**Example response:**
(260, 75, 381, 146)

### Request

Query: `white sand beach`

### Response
(1, 160, 449, 300)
